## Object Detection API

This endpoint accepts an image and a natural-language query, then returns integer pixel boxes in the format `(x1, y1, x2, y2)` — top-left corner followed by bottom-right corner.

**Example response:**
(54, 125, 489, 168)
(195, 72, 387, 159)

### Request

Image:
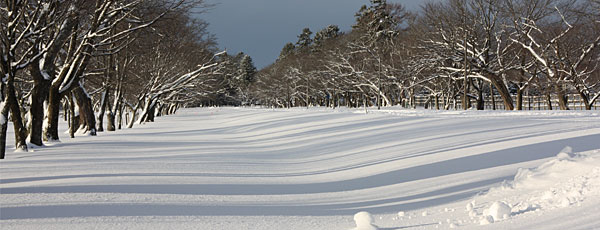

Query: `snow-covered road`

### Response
(1, 107, 599, 229)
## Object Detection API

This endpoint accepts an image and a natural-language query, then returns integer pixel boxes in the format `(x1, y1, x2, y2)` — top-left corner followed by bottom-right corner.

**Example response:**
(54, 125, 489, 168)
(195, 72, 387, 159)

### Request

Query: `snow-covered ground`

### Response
(1, 107, 599, 229)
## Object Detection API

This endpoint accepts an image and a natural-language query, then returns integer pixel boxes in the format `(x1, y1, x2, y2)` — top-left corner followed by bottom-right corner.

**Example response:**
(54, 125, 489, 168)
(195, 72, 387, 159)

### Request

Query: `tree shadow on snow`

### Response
(2, 133, 599, 219)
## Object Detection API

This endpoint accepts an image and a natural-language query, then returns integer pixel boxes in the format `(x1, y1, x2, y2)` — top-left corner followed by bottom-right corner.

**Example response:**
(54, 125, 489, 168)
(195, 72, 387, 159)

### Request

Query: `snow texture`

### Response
(1, 107, 599, 229)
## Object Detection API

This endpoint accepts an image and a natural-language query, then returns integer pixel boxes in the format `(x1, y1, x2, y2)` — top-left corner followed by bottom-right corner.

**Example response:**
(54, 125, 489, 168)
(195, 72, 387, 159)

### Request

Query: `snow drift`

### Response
(472, 147, 600, 226)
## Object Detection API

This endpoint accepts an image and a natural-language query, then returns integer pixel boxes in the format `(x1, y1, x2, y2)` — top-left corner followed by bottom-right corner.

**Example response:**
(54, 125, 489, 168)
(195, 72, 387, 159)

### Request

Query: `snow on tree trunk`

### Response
(96, 88, 110, 132)
(107, 110, 116, 131)
(556, 85, 570, 110)
(45, 83, 62, 142)
(0, 102, 9, 159)
(73, 85, 96, 136)
(489, 75, 514, 110)
(68, 93, 77, 138)
(28, 78, 50, 146)
(7, 80, 28, 151)
(128, 105, 139, 129)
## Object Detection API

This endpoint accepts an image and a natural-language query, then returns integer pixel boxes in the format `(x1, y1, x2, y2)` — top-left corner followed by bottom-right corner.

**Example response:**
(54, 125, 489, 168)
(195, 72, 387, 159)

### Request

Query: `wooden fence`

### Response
(411, 94, 599, 110)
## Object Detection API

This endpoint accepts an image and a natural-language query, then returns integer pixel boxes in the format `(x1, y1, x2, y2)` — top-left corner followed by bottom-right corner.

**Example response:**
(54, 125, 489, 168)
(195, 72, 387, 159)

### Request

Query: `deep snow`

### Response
(1, 107, 599, 229)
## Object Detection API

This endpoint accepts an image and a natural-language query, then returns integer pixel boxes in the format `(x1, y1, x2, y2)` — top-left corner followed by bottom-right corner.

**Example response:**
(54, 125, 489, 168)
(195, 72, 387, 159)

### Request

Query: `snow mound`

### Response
(472, 148, 600, 224)
(351, 211, 378, 230)
(483, 201, 511, 221)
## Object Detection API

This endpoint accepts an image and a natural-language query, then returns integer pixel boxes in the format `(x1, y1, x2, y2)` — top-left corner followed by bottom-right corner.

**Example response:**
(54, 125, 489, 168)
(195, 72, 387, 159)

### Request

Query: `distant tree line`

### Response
(250, 0, 600, 111)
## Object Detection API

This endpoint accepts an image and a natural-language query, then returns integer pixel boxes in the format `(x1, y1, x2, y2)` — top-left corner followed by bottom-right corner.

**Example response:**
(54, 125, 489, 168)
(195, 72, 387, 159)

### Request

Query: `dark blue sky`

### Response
(198, 0, 425, 68)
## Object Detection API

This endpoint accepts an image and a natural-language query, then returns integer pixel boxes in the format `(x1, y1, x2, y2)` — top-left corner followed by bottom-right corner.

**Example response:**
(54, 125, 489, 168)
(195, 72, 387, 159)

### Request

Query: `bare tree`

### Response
(505, 0, 597, 110)
(1, 1, 53, 157)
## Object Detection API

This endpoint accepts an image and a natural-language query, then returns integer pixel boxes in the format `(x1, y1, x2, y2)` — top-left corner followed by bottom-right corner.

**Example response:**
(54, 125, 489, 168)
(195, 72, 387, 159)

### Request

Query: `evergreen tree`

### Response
(353, 0, 397, 43)
(314, 25, 341, 46)
(296, 28, 313, 49)
(278, 42, 296, 60)
(239, 55, 257, 85)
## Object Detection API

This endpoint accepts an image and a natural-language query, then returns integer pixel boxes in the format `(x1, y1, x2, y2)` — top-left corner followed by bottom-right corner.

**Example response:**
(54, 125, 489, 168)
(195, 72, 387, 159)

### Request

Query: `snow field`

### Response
(1, 107, 600, 229)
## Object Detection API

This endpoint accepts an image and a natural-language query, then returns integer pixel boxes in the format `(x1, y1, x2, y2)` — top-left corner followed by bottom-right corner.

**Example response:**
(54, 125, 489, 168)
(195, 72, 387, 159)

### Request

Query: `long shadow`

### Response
(382, 223, 439, 230)
(0, 177, 504, 219)
(10, 115, 568, 167)
(21, 118, 559, 164)
(2, 134, 598, 196)
(283, 120, 566, 164)
(207, 112, 355, 134)
(308, 125, 588, 175)
(147, 115, 426, 144)
(2, 135, 599, 219)
(5, 123, 573, 181)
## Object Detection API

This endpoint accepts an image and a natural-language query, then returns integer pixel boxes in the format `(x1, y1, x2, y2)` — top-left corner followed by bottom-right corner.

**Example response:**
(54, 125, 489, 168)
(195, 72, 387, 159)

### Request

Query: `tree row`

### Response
(252, 0, 600, 111)
(0, 0, 253, 159)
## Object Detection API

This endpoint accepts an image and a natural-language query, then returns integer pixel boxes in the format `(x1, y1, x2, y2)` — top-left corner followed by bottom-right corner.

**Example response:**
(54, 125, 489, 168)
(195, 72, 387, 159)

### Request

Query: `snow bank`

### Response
(472, 147, 600, 225)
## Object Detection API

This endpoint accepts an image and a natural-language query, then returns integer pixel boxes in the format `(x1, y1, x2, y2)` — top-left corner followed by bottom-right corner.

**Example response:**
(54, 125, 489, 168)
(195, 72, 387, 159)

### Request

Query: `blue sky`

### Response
(197, 0, 425, 68)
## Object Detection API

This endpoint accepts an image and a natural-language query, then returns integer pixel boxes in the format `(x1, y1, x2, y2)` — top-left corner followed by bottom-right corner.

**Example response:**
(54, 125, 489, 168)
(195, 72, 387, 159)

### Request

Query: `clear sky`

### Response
(197, 0, 426, 69)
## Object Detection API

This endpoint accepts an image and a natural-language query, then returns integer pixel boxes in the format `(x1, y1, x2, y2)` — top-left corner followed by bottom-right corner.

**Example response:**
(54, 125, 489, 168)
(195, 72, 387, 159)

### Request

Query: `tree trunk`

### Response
(63, 101, 69, 121)
(556, 85, 569, 110)
(155, 103, 163, 117)
(96, 88, 110, 132)
(169, 103, 177, 115)
(164, 104, 171, 115)
(146, 104, 156, 122)
(463, 79, 469, 110)
(45, 84, 62, 141)
(516, 87, 523, 110)
(476, 87, 484, 110)
(138, 98, 151, 124)
(332, 93, 336, 109)
(106, 88, 117, 129)
(410, 89, 416, 109)
(118, 110, 122, 129)
(108, 85, 122, 131)
(0, 101, 10, 159)
(490, 82, 496, 110)
(73, 85, 97, 135)
(578, 91, 592, 110)
(127, 106, 137, 129)
(106, 111, 116, 131)
(489, 75, 514, 110)
(7, 82, 28, 151)
(28, 79, 50, 146)
(68, 92, 77, 138)
(117, 105, 123, 130)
